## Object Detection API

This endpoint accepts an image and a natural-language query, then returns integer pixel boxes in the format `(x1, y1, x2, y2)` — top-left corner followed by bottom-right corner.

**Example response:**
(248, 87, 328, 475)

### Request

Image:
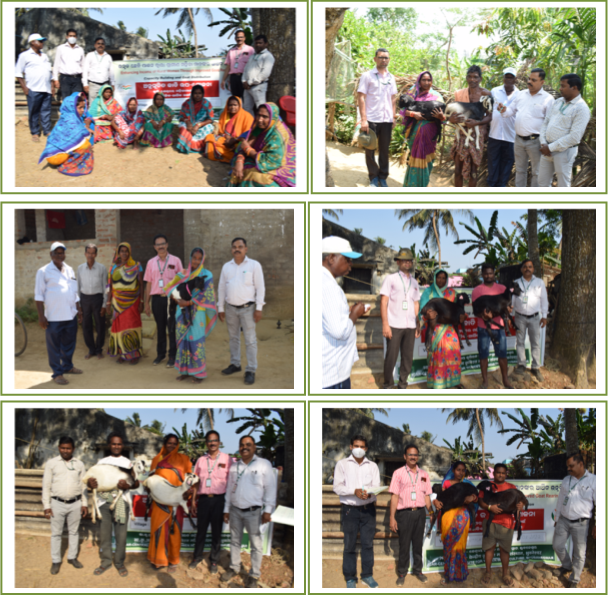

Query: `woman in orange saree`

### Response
(203, 96, 253, 163)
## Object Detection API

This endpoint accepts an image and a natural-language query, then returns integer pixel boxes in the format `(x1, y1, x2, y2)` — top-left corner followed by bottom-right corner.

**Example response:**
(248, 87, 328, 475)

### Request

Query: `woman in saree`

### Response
(419, 269, 463, 389)
(433, 461, 478, 584)
(147, 434, 193, 571)
(163, 248, 218, 384)
(227, 102, 296, 187)
(401, 71, 446, 187)
(89, 84, 123, 143)
(112, 97, 145, 149)
(176, 84, 215, 154)
(107, 242, 143, 364)
(140, 92, 175, 149)
(38, 92, 95, 176)
(203, 95, 253, 163)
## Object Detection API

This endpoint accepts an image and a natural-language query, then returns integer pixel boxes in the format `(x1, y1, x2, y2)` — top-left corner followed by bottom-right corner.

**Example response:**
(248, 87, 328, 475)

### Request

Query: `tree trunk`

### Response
(432, 211, 441, 268)
(207, 408, 214, 430)
(550, 210, 596, 387)
(476, 408, 486, 473)
(283, 408, 294, 507)
(187, 8, 198, 58)
(445, 26, 454, 92)
(564, 408, 579, 455)
(527, 209, 541, 275)
(326, 150, 335, 187)
(250, 9, 296, 103)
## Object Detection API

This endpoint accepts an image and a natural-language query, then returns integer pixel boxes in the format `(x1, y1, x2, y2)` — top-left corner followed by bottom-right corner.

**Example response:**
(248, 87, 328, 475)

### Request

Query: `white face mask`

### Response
(68, 36, 77, 45)
(352, 447, 366, 459)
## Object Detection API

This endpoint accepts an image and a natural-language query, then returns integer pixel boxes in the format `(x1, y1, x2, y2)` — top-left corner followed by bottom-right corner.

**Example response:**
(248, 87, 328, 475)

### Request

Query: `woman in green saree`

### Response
(140, 92, 175, 148)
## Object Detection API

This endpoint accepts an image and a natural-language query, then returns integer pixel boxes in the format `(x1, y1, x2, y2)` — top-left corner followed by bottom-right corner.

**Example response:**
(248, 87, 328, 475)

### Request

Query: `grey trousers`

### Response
(50, 498, 82, 563)
(538, 146, 578, 187)
(552, 516, 590, 583)
(87, 80, 109, 103)
(225, 303, 258, 372)
(514, 136, 542, 187)
(99, 503, 127, 569)
(383, 327, 416, 388)
(514, 313, 542, 370)
(229, 506, 264, 578)
(243, 82, 268, 116)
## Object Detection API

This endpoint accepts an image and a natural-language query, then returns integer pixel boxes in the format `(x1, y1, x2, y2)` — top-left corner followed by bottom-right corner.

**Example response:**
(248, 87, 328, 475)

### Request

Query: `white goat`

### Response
(143, 472, 199, 516)
(445, 95, 494, 151)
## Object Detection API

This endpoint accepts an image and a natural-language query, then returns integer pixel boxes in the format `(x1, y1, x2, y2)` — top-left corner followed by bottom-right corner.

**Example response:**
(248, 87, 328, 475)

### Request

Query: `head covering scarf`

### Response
(442, 463, 479, 516)
(151, 438, 192, 485)
(39, 92, 94, 163)
(179, 85, 212, 125)
(145, 91, 174, 120)
(109, 242, 138, 282)
(120, 97, 144, 129)
(219, 96, 253, 137)
(400, 71, 444, 133)
(419, 269, 452, 314)
(90, 84, 118, 120)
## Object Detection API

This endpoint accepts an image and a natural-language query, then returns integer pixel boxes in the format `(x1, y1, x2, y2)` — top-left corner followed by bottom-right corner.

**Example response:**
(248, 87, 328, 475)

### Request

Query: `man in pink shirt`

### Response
(380, 249, 421, 389)
(471, 263, 514, 389)
(188, 430, 232, 574)
(388, 444, 432, 585)
(221, 30, 254, 100)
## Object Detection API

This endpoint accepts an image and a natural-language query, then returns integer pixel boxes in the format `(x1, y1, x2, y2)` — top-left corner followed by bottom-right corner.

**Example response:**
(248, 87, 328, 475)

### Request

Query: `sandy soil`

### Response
(14, 319, 294, 390)
(15, 119, 231, 188)
(15, 533, 294, 589)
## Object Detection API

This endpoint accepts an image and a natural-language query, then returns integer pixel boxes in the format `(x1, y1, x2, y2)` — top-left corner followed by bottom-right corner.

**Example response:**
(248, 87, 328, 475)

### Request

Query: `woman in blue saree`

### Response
(176, 85, 215, 154)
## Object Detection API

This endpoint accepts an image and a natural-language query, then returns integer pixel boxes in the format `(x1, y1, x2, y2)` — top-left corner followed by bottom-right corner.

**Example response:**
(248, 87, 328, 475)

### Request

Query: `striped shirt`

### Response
(143, 254, 183, 296)
(540, 95, 591, 153)
(333, 455, 380, 506)
(322, 266, 358, 388)
(388, 465, 432, 509)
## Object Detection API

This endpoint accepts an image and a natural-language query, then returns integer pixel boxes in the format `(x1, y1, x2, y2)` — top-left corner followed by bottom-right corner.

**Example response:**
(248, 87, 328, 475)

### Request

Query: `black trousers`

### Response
(341, 503, 376, 582)
(365, 121, 393, 181)
(229, 73, 244, 99)
(192, 494, 225, 563)
(383, 327, 416, 388)
(59, 74, 83, 103)
(395, 508, 426, 576)
(151, 294, 177, 360)
(80, 293, 105, 355)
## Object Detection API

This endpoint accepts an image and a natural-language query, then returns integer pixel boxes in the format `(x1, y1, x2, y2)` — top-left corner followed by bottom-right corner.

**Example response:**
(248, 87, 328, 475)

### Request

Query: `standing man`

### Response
(15, 33, 53, 143)
(222, 30, 254, 99)
(511, 259, 548, 381)
(35, 242, 83, 386)
(498, 68, 555, 187)
(539, 74, 591, 187)
(357, 48, 398, 187)
(83, 37, 116, 103)
(389, 444, 432, 585)
(144, 234, 183, 368)
(333, 434, 380, 589)
(321, 236, 366, 389)
(42, 437, 88, 575)
(221, 436, 277, 588)
(189, 430, 232, 574)
(552, 453, 596, 589)
(478, 463, 525, 586)
(52, 29, 85, 102)
(380, 248, 421, 390)
(217, 237, 265, 386)
(487, 67, 520, 187)
(77, 243, 108, 360)
(471, 263, 514, 389)
(241, 35, 275, 116)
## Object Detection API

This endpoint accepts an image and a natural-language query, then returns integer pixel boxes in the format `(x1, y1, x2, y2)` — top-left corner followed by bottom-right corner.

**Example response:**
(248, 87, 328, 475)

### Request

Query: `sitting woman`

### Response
(203, 96, 253, 163)
(176, 84, 214, 154)
(227, 102, 296, 187)
(38, 92, 95, 176)
(90, 84, 123, 143)
(112, 97, 145, 149)
(140, 92, 175, 149)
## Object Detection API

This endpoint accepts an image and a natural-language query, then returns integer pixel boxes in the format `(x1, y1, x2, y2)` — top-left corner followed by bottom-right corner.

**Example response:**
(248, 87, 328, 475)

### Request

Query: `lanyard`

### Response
(63, 459, 76, 471)
(567, 472, 587, 498)
(521, 277, 533, 295)
(206, 454, 220, 478)
(157, 256, 169, 278)
(398, 272, 411, 299)
(235, 459, 252, 489)
(406, 466, 418, 488)
(375, 72, 392, 86)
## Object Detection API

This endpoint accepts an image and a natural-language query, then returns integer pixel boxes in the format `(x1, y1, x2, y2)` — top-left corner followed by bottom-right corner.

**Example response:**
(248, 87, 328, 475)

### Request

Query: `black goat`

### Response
(426, 481, 479, 538)
(444, 95, 494, 150)
(477, 480, 529, 541)
(170, 275, 208, 326)
(472, 283, 522, 342)
(420, 292, 471, 352)
(398, 95, 446, 143)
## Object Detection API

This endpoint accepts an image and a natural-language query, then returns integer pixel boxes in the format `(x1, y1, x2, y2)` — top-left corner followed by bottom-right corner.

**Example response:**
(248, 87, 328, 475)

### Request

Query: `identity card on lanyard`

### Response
(206, 455, 220, 488)
(399, 272, 411, 311)
(521, 278, 532, 304)
(233, 460, 251, 493)
(407, 467, 418, 502)
(157, 257, 168, 288)
(563, 472, 587, 506)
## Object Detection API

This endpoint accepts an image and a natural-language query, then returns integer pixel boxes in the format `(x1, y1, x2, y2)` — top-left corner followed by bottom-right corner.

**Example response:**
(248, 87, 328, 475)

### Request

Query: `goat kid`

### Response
(427, 481, 479, 538)
(477, 480, 529, 541)
(169, 274, 208, 325)
(398, 95, 446, 143)
(420, 292, 471, 352)
(444, 95, 494, 151)
(472, 283, 522, 343)
(143, 472, 199, 527)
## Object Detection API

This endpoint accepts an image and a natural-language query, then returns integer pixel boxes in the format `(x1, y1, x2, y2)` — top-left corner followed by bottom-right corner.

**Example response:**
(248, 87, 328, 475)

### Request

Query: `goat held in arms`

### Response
(420, 292, 471, 352)
(477, 480, 529, 541)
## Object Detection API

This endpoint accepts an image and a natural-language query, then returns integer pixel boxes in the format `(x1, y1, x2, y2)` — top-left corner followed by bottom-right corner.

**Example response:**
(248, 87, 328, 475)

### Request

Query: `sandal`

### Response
(53, 376, 69, 385)
(129, 358, 140, 365)
(176, 375, 189, 382)
(440, 578, 448, 585)
(503, 575, 514, 587)
(84, 354, 92, 360)
(481, 572, 492, 586)
(117, 566, 128, 577)
(94, 566, 109, 576)
(191, 377, 203, 384)
(168, 564, 178, 574)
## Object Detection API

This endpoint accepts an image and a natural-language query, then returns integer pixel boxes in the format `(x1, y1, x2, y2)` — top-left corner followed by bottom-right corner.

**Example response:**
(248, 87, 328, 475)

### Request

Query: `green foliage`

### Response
(157, 29, 208, 59)
(116, 20, 127, 32)
(135, 27, 149, 38)
(16, 298, 38, 323)
(353, 228, 363, 235)
(366, 8, 417, 30)
(171, 423, 207, 460)
(374, 237, 386, 246)
(155, 7, 212, 36)
(355, 408, 389, 419)
(208, 8, 253, 45)
(402, 423, 411, 434)
(226, 408, 284, 436)
(454, 211, 499, 265)
(125, 413, 141, 427)
(322, 209, 343, 221)
(144, 420, 166, 436)
(420, 430, 437, 444)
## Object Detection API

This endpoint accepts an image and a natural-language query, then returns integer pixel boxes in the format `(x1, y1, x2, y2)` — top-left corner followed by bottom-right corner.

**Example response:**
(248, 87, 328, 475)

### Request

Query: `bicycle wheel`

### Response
(15, 313, 27, 357)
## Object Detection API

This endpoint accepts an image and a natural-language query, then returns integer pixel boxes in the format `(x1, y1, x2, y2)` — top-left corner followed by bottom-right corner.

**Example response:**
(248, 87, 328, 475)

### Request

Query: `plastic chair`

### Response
(279, 95, 296, 128)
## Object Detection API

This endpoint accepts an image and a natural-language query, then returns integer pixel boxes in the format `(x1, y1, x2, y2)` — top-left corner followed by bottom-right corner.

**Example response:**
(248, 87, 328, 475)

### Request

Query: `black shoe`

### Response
(244, 372, 255, 385)
(413, 572, 428, 583)
(210, 562, 218, 574)
(68, 559, 83, 569)
(396, 575, 405, 586)
(153, 356, 165, 366)
(556, 566, 572, 576)
(51, 562, 61, 575)
(532, 369, 545, 382)
(569, 580, 579, 588)
(246, 575, 259, 588)
(189, 558, 203, 569)
(222, 364, 242, 375)
(166, 359, 175, 368)
(514, 364, 526, 376)
(221, 568, 237, 582)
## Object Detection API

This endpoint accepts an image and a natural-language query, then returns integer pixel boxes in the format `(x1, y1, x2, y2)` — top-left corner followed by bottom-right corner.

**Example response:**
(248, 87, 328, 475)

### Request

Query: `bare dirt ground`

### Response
(15, 533, 294, 589)
(14, 319, 294, 390)
(15, 119, 231, 188)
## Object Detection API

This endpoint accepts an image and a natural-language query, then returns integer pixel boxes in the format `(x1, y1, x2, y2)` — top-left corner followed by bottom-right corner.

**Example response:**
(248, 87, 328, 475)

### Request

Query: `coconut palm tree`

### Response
(125, 412, 142, 427)
(322, 209, 343, 221)
(356, 408, 389, 419)
(177, 408, 235, 432)
(564, 408, 579, 455)
(155, 8, 212, 58)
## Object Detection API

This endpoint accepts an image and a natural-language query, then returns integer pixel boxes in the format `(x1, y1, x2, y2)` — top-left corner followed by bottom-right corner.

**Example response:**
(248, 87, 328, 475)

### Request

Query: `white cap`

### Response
(50, 242, 66, 252)
(322, 236, 362, 259)
(503, 67, 517, 76)
(28, 33, 47, 43)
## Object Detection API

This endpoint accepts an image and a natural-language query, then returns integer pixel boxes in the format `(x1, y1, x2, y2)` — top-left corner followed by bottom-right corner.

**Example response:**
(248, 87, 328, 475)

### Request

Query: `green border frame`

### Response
(307, 201, 608, 395)
(3, 399, 307, 595)
(308, 400, 607, 595)
(4, 1, 309, 194)
(4, 201, 307, 396)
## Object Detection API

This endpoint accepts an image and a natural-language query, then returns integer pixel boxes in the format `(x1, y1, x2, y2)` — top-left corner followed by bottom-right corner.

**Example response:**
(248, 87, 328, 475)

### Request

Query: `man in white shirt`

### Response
(488, 67, 520, 187)
(221, 435, 276, 588)
(321, 236, 366, 389)
(539, 73, 591, 187)
(35, 242, 83, 386)
(42, 436, 88, 575)
(357, 48, 398, 187)
(241, 35, 275, 116)
(498, 68, 555, 187)
(552, 453, 596, 588)
(511, 259, 548, 382)
(218, 237, 265, 385)
(52, 28, 85, 102)
(333, 434, 380, 589)
(83, 37, 116, 103)
(15, 33, 53, 142)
